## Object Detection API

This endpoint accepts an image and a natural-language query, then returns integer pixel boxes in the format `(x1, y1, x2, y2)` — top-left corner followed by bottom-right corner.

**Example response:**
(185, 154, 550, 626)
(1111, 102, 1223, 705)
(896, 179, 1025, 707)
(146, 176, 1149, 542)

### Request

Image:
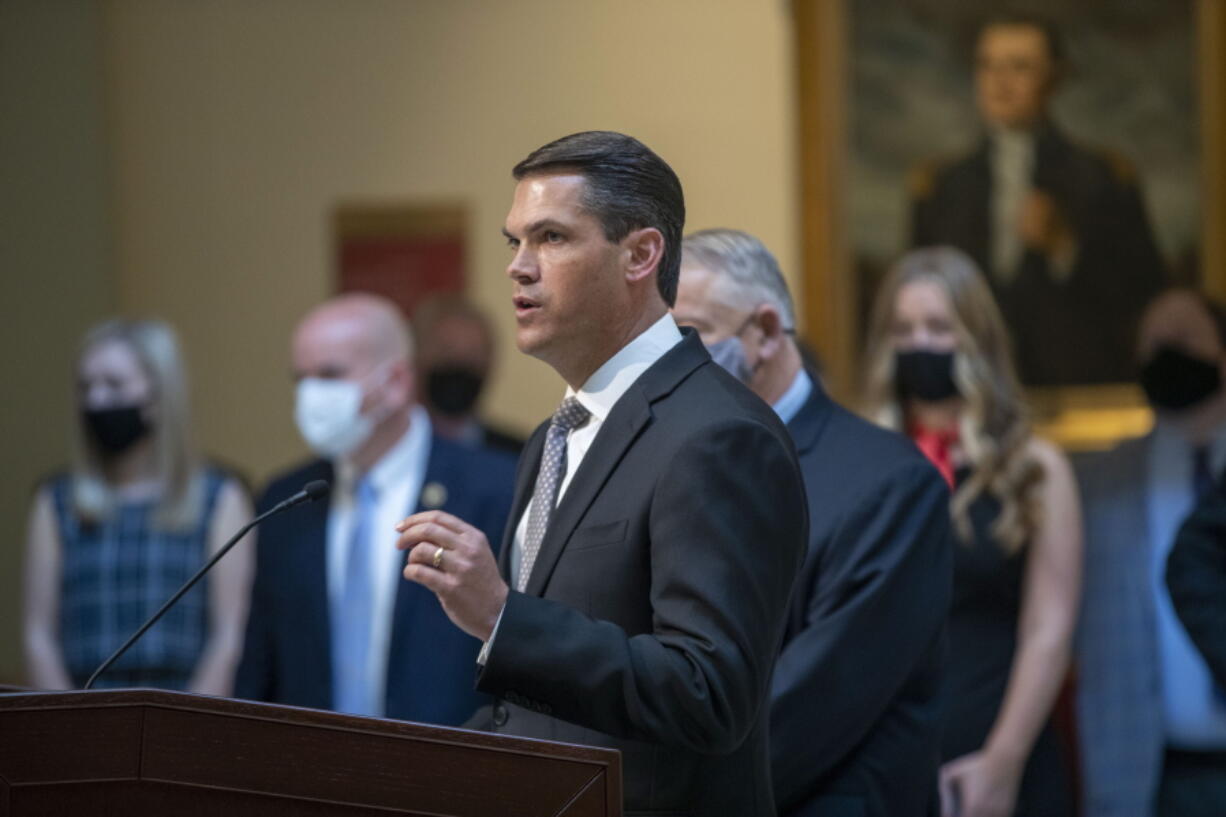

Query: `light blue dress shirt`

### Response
(771, 369, 813, 426)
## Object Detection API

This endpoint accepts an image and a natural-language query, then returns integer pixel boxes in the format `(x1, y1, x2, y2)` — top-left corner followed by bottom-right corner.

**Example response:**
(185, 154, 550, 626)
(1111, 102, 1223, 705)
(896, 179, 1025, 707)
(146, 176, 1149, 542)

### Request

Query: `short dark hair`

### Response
(512, 131, 685, 306)
(971, 11, 1066, 76)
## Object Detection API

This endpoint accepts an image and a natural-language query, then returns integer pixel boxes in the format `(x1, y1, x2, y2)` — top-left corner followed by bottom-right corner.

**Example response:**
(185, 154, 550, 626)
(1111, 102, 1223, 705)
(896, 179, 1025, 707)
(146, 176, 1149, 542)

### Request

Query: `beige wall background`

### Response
(1, 1, 116, 684)
(1, 0, 797, 683)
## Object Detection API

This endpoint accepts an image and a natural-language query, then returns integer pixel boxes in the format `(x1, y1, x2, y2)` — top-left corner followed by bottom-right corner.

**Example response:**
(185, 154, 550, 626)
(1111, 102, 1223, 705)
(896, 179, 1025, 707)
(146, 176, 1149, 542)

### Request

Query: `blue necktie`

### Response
(332, 476, 379, 715)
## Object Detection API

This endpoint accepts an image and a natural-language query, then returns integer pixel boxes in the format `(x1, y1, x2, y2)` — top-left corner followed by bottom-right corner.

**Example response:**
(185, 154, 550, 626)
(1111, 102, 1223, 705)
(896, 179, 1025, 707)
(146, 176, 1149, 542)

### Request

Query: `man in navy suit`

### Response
(235, 293, 515, 725)
(674, 228, 953, 817)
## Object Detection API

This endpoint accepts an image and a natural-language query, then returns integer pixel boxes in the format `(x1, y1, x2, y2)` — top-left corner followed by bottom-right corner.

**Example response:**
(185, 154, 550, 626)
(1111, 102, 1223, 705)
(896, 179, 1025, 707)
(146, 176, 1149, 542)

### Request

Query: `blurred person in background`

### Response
(1078, 287, 1226, 817)
(674, 228, 953, 817)
(23, 318, 253, 693)
(235, 293, 515, 725)
(863, 246, 1082, 817)
(413, 293, 524, 456)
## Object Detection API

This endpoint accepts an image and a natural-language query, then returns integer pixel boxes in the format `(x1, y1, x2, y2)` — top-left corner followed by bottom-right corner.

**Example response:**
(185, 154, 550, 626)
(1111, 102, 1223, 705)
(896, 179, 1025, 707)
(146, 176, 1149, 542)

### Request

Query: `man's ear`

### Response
(385, 359, 415, 409)
(623, 227, 665, 285)
(754, 304, 787, 360)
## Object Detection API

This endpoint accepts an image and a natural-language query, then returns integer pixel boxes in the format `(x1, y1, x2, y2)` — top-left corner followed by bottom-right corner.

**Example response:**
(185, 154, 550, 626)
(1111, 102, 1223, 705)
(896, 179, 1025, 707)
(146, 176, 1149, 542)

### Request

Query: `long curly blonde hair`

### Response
(862, 247, 1043, 553)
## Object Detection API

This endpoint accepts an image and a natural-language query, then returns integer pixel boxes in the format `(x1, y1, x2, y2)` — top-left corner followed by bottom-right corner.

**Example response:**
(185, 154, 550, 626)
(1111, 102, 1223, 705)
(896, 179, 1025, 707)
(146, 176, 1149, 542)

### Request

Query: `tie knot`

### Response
(552, 397, 591, 432)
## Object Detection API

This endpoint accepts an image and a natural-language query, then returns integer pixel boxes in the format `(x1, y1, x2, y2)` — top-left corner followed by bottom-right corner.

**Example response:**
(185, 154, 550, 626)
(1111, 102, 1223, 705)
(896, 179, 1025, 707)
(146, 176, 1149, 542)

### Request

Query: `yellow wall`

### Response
(1, 0, 116, 683)
(105, 0, 799, 489)
(1, 0, 796, 684)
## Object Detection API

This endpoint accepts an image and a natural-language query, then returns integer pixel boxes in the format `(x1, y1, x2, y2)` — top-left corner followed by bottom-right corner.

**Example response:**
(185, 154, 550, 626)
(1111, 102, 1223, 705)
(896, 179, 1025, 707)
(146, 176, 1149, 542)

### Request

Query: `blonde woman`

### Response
(23, 319, 253, 693)
(863, 247, 1082, 817)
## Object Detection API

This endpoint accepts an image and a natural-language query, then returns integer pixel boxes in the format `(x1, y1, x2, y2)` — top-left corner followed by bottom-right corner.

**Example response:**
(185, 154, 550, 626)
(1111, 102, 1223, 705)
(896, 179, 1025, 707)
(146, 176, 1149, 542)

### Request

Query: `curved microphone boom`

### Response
(83, 480, 330, 690)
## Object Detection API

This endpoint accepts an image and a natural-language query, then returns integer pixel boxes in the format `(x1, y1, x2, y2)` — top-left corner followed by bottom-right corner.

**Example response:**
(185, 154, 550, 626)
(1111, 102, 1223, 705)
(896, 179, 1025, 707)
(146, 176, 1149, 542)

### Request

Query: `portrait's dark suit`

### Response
(1167, 482, 1226, 690)
(771, 379, 952, 817)
(471, 331, 808, 817)
(911, 122, 1166, 386)
(235, 435, 515, 726)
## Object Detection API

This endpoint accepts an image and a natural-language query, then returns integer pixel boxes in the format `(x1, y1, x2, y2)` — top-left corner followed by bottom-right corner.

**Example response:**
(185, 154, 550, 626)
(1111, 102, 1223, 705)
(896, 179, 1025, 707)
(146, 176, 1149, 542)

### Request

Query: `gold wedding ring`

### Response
(432, 546, 445, 570)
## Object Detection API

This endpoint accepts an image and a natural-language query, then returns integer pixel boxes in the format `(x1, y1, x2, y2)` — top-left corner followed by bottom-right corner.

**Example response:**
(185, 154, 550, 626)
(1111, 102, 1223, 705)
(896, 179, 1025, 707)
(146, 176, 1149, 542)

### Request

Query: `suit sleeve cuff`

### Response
(477, 602, 506, 666)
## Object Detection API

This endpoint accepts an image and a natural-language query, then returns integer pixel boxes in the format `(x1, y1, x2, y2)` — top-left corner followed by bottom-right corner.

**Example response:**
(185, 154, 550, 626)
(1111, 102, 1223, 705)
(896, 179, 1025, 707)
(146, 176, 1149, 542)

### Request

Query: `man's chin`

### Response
(514, 328, 546, 357)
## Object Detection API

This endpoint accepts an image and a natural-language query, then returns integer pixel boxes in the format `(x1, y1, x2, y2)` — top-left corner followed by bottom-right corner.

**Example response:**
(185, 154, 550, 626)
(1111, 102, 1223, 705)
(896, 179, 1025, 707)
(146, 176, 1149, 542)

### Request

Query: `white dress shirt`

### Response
(990, 128, 1034, 285)
(508, 312, 684, 585)
(327, 405, 432, 716)
(479, 313, 683, 664)
(1147, 419, 1226, 747)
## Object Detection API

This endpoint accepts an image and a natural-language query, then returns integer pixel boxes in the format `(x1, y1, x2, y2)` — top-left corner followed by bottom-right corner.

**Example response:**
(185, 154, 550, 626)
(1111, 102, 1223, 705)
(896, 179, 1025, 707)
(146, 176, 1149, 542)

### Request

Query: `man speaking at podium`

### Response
(395, 131, 808, 816)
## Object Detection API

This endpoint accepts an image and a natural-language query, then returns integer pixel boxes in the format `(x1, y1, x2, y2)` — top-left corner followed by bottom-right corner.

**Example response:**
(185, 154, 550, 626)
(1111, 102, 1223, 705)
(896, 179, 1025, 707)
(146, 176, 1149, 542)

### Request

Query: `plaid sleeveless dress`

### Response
(51, 468, 226, 689)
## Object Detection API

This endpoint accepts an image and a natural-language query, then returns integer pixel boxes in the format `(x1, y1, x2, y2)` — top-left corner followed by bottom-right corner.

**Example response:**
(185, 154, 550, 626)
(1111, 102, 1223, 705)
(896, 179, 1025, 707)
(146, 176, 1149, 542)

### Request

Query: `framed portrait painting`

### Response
(795, 0, 1225, 449)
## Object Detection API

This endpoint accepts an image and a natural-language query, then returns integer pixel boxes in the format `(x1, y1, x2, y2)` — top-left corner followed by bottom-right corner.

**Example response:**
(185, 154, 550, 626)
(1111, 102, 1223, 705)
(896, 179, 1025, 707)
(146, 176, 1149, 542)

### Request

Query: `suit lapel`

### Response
(523, 388, 653, 597)
(299, 462, 335, 696)
(499, 423, 548, 581)
(785, 375, 835, 458)
(387, 436, 457, 693)
(522, 331, 709, 597)
(966, 142, 992, 270)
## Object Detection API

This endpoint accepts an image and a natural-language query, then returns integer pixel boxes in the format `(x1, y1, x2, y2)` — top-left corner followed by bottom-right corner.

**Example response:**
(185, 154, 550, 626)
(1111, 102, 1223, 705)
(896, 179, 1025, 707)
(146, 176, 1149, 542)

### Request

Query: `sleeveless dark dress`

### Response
(941, 468, 1073, 816)
(50, 468, 227, 690)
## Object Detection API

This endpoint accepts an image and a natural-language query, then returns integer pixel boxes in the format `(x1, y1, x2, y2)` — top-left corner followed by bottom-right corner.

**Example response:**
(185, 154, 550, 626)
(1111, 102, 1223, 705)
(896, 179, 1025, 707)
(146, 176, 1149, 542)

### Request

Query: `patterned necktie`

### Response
(333, 475, 379, 715)
(517, 397, 591, 592)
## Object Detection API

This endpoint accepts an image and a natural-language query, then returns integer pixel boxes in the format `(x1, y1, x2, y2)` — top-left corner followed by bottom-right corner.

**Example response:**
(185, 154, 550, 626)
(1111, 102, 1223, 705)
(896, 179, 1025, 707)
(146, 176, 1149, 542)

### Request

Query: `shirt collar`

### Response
(989, 127, 1035, 161)
(338, 404, 432, 495)
(566, 312, 683, 422)
(772, 368, 813, 425)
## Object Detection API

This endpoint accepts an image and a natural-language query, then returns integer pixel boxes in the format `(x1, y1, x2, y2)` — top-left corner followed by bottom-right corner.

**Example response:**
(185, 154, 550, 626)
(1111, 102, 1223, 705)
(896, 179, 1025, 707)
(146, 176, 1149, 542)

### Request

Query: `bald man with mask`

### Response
(235, 293, 516, 725)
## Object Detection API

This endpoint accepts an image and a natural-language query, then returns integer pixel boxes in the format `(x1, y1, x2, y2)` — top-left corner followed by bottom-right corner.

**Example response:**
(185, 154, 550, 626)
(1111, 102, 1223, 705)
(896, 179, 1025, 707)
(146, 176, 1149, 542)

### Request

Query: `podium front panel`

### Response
(0, 689, 621, 817)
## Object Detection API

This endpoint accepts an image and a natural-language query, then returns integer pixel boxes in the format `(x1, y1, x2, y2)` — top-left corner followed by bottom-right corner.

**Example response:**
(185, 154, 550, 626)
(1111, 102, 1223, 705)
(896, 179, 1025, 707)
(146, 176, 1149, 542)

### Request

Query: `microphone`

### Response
(83, 479, 330, 690)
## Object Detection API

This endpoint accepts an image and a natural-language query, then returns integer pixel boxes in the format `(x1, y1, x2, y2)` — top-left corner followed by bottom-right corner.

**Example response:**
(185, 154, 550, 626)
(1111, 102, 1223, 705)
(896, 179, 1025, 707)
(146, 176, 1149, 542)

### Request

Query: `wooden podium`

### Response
(0, 689, 621, 816)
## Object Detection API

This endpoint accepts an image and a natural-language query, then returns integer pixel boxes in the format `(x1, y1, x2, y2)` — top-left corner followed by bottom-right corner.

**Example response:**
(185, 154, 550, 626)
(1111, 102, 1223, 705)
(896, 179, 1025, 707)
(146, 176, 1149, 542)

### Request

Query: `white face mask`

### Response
(294, 377, 377, 459)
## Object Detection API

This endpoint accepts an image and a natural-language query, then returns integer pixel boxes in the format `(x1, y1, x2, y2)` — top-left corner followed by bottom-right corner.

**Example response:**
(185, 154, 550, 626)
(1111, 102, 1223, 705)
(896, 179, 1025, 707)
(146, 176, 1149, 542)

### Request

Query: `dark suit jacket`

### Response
(771, 382, 953, 817)
(234, 434, 515, 726)
(911, 122, 1166, 386)
(1166, 484, 1226, 689)
(471, 331, 808, 817)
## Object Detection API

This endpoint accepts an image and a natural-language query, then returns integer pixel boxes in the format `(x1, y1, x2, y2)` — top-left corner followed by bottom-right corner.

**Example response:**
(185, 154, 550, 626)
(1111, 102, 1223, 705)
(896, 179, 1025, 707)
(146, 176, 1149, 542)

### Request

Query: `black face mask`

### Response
(83, 405, 150, 454)
(895, 349, 959, 402)
(426, 367, 485, 417)
(1140, 345, 1223, 412)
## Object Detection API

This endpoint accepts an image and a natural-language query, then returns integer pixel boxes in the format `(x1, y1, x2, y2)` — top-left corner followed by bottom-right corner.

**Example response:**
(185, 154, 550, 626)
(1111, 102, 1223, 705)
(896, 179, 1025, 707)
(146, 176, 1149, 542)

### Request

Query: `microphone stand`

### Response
(83, 483, 326, 690)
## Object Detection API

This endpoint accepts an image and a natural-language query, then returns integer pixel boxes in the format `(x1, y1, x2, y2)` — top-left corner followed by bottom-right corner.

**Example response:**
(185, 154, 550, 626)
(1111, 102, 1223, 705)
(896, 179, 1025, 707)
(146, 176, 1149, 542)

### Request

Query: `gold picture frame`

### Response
(794, 0, 1226, 450)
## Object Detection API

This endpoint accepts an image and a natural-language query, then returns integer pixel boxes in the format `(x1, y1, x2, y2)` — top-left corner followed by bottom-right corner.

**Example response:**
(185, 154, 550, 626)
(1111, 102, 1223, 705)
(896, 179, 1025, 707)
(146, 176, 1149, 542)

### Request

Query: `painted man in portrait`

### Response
(910, 12, 1167, 386)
